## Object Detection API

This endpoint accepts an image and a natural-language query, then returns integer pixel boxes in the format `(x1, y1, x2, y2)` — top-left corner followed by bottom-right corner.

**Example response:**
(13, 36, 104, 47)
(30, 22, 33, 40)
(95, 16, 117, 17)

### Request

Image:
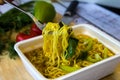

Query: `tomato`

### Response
(30, 23, 42, 37)
(16, 23, 42, 42)
(16, 33, 32, 42)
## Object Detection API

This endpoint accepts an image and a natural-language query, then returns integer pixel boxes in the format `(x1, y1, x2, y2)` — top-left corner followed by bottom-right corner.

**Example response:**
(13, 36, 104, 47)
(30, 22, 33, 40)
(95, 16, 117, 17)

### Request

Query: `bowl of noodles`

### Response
(14, 23, 120, 80)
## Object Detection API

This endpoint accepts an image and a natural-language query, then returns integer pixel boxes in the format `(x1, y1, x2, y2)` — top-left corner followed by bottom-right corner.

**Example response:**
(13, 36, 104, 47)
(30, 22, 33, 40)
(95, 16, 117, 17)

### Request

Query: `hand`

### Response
(0, 0, 4, 5)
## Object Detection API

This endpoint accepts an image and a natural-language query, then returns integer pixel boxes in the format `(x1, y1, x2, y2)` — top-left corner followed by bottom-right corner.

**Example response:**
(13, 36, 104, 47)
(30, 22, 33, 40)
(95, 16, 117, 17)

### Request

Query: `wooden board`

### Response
(0, 54, 33, 80)
(0, 53, 120, 80)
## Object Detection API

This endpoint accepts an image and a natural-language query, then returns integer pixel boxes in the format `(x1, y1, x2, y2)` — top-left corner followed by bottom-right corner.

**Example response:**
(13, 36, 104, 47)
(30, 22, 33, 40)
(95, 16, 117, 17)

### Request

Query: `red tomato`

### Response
(30, 23, 42, 37)
(16, 23, 42, 42)
(16, 33, 32, 42)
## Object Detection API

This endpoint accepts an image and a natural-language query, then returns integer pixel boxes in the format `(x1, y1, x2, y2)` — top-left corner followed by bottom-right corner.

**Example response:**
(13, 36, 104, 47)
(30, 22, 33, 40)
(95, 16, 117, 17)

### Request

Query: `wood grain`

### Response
(0, 52, 120, 80)
(0, 54, 33, 80)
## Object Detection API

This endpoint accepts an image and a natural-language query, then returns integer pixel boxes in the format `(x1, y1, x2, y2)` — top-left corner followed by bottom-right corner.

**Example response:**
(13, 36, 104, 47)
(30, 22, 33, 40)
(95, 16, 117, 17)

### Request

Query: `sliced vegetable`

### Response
(87, 53, 103, 63)
(16, 33, 32, 42)
(30, 23, 42, 36)
(80, 39, 93, 60)
(84, 39, 93, 52)
(60, 65, 79, 72)
(102, 48, 108, 59)
(65, 37, 78, 59)
(16, 23, 42, 42)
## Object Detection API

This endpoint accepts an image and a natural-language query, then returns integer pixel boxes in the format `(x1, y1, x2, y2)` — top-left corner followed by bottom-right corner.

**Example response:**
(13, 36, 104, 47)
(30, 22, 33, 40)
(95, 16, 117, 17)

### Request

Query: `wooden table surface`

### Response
(0, 1, 120, 80)
(0, 54, 120, 80)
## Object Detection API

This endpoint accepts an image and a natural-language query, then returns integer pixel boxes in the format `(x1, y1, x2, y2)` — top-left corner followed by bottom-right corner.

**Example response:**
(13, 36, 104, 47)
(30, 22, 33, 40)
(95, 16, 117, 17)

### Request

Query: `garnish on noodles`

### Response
(25, 22, 114, 79)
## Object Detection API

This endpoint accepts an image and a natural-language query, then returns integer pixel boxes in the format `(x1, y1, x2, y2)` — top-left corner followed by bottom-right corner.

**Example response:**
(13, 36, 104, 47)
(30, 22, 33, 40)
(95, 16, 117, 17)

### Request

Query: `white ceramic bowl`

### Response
(14, 24, 120, 80)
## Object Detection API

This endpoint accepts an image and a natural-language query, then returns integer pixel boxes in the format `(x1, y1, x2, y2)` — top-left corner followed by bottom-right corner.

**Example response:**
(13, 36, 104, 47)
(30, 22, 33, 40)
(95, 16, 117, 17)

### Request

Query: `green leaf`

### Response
(8, 41, 18, 59)
(80, 39, 93, 60)
(65, 37, 78, 59)
(0, 1, 34, 32)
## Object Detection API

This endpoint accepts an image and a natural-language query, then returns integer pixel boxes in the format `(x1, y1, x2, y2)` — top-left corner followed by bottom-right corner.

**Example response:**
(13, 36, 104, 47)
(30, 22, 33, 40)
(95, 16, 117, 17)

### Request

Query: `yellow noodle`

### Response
(24, 23, 115, 79)
(42, 22, 72, 67)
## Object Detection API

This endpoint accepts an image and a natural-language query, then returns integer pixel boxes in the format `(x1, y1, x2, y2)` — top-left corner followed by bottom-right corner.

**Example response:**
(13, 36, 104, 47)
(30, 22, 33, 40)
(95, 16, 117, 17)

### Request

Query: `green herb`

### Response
(0, 41, 5, 54)
(8, 41, 18, 59)
(0, 1, 34, 58)
(0, 1, 34, 32)
(65, 37, 78, 59)
(0, 27, 6, 54)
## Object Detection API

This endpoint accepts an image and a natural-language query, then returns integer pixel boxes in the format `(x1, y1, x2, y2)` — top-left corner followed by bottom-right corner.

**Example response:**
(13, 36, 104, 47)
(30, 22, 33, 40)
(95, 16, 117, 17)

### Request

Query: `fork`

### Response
(3, 0, 44, 30)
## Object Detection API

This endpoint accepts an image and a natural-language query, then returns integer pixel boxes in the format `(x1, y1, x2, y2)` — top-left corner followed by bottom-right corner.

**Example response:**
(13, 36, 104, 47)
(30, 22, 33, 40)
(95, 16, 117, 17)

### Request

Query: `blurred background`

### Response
(68, 0, 120, 8)
(0, 0, 120, 14)
(77, 0, 120, 15)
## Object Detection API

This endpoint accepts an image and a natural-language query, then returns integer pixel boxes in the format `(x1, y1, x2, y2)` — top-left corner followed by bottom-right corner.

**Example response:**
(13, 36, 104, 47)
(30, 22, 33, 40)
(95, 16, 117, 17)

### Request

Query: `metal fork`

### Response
(3, 0, 44, 30)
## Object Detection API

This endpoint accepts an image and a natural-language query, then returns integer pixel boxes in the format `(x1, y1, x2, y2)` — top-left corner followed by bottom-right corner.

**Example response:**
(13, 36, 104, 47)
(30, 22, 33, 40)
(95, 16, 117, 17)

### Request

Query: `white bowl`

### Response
(14, 24, 120, 80)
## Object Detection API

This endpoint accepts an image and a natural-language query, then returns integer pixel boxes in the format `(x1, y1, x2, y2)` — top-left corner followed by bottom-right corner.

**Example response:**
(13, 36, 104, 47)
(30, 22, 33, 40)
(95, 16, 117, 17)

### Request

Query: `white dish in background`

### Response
(14, 24, 120, 80)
